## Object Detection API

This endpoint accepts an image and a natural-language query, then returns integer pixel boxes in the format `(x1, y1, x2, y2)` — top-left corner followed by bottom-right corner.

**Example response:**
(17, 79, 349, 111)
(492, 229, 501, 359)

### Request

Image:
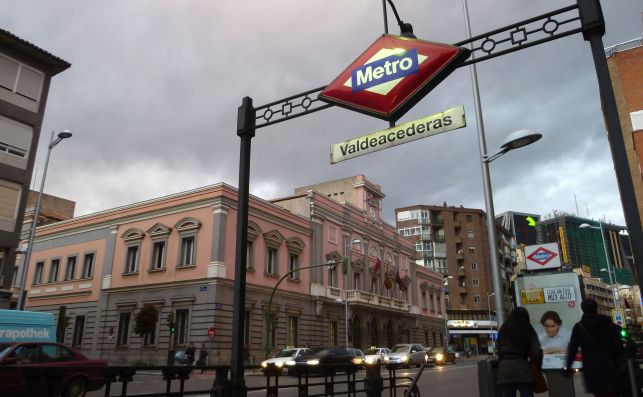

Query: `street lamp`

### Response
(341, 238, 363, 348)
(487, 292, 495, 353)
(462, 0, 542, 330)
(17, 130, 72, 310)
(264, 259, 338, 357)
(579, 223, 618, 309)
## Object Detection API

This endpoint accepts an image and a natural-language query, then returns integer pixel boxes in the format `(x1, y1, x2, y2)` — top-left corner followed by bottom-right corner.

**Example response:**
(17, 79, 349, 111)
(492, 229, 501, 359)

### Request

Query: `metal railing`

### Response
(2, 362, 421, 397)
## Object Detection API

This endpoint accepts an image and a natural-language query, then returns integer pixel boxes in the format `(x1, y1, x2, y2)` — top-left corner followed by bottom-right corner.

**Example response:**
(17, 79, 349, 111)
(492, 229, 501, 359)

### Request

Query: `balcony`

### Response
(453, 220, 461, 228)
(454, 236, 462, 243)
(457, 267, 466, 276)
(456, 252, 464, 260)
(431, 217, 444, 226)
(335, 289, 408, 312)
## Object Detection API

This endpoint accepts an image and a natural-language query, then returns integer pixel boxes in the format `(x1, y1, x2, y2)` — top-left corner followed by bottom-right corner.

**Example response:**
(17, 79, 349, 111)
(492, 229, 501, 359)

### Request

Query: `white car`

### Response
(363, 347, 391, 365)
(261, 348, 310, 374)
(384, 343, 429, 368)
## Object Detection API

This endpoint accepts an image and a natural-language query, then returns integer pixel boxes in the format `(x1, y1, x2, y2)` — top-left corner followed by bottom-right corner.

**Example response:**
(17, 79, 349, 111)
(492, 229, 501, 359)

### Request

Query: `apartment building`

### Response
(395, 204, 517, 354)
(22, 176, 446, 364)
(0, 28, 70, 307)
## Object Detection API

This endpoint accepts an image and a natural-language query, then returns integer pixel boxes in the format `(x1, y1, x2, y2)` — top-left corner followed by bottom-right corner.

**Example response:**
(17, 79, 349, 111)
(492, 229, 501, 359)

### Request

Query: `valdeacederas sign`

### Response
(319, 35, 470, 121)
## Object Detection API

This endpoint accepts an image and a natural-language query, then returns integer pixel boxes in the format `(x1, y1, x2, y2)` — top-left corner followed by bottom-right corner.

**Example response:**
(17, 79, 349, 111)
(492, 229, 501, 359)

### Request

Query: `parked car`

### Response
(289, 346, 355, 376)
(426, 346, 456, 365)
(384, 344, 428, 368)
(363, 347, 391, 365)
(0, 342, 108, 397)
(261, 347, 310, 375)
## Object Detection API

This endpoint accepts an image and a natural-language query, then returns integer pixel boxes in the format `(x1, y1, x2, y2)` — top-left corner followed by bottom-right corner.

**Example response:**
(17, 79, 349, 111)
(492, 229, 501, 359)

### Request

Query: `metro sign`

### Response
(528, 247, 558, 266)
(319, 35, 470, 121)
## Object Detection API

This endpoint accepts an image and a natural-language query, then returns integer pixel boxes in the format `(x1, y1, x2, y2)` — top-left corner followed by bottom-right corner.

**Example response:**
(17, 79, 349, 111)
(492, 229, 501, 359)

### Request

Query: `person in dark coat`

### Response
(497, 307, 544, 397)
(564, 298, 623, 397)
(185, 341, 196, 366)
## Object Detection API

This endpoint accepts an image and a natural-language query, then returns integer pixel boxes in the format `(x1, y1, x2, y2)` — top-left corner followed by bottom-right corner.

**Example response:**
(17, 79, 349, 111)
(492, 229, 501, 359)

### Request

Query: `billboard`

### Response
(514, 271, 583, 369)
(525, 243, 562, 271)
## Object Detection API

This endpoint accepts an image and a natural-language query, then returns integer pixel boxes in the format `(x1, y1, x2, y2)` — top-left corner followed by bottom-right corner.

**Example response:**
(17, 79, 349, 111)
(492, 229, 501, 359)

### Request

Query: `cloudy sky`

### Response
(1, 0, 641, 227)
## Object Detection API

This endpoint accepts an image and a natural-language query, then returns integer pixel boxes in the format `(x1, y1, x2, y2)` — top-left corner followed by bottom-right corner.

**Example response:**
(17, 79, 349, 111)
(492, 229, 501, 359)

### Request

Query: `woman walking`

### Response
(497, 307, 544, 397)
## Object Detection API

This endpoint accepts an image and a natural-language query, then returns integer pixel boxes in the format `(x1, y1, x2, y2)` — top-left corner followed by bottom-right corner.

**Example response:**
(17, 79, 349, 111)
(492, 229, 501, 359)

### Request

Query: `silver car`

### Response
(384, 344, 428, 367)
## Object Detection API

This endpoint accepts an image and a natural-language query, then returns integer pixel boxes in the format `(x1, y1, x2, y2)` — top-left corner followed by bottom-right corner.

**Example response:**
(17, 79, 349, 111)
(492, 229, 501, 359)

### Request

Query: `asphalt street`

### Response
(87, 358, 593, 397)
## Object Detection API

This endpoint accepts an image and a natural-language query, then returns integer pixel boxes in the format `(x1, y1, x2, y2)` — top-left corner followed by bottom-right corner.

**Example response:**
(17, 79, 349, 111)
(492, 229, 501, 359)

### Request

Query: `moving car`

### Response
(0, 342, 108, 397)
(347, 348, 366, 367)
(261, 347, 310, 375)
(363, 347, 391, 365)
(384, 344, 428, 368)
(288, 346, 355, 376)
(426, 346, 456, 365)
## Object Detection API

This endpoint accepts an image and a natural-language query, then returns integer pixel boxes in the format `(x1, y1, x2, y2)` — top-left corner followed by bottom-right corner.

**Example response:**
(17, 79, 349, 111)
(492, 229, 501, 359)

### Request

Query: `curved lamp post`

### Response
(479, 129, 542, 327)
(579, 222, 618, 309)
(264, 259, 338, 357)
(17, 130, 72, 310)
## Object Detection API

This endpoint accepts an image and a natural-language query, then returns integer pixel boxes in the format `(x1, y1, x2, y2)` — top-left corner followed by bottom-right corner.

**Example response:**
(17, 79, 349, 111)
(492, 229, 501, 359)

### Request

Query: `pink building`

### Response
(23, 175, 446, 364)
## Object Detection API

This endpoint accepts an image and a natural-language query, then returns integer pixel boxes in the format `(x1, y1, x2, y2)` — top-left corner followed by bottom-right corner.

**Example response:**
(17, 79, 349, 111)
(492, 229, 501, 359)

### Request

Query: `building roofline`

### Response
(0, 28, 71, 75)
(605, 37, 642, 58)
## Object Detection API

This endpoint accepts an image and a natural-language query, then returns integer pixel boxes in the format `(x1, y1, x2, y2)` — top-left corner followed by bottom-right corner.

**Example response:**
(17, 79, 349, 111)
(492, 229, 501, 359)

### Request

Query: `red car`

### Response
(0, 342, 107, 397)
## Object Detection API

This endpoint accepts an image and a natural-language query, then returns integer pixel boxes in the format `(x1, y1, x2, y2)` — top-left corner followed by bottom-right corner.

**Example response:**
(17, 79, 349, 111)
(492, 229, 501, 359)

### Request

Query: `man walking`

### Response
(564, 298, 623, 397)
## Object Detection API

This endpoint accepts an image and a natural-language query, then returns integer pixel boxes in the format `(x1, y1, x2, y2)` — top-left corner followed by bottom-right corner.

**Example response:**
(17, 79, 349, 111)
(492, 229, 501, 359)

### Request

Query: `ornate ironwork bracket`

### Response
(255, 85, 332, 129)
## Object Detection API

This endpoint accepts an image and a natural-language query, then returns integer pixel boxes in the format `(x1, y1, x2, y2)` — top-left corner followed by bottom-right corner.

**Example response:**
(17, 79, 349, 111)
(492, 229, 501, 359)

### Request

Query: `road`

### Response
(87, 358, 593, 396)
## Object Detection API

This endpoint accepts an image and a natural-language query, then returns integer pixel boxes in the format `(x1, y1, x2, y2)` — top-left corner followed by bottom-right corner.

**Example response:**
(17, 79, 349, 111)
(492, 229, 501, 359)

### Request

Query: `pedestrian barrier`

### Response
(4, 362, 420, 397)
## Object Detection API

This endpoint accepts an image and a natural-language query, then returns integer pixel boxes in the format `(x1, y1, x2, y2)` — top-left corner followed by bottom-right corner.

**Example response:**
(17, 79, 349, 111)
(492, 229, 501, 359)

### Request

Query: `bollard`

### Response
(477, 357, 500, 397)
(210, 367, 231, 397)
(364, 363, 384, 397)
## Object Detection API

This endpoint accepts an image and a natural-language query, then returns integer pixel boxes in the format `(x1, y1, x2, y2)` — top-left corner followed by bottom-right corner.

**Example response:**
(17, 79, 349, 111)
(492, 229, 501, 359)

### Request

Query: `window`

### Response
(179, 236, 195, 266)
(468, 247, 476, 254)
(445, 296, 450, 309)
(125, 245, 139, 273)
(288, 316, 298, 347)
(466, 214, 473, 222)
(288, 253, 299, 280)
(72, 316, 85, 347)
(429, 292, 435, 312)
(175, 309, 190, 346)
(48, 259, 60, 283)
(329, 321, 338, 346)
(151, 241, 166, 270)
(370, 277, 378, 293)
(117, 313, 131, 346)
(432, 332, 437, 347)
(33, 261, 44, 285)
(64, 256, 76, 281)
(474, 295, 481, 303)
(421, 290, 427, 309)
(328, 265, 337, 287)
(266, 247, 278, 275)
(437, 295, 442, 314)
(81, 253, 94, 279)
(246, 240, 254, 270)
(472, 278, 480, 287)
(467, 230, 475, 239)
(143, 325, 156, 347)
(266, 313, 276, 348)
(471, 262, 478, 271)
(354, 272, 361, 290)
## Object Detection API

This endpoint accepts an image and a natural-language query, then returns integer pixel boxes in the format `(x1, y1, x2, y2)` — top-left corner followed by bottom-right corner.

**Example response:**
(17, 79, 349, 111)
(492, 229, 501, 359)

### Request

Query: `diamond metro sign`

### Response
(319, 35, 470, 121)
(525, 243, 561, 270)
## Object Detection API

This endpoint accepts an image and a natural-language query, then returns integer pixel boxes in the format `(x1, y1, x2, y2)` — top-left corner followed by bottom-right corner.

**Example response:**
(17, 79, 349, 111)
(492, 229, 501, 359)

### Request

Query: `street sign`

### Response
(207, 327, 216, 340)
(525, 243, 561, 270)
(319, 35, 470, 121)
(330, 106, 465, 163)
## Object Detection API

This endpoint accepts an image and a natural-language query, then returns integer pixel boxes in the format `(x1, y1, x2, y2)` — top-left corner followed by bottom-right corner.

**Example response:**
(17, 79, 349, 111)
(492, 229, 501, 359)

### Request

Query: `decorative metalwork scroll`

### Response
(255, 85, 332, 129)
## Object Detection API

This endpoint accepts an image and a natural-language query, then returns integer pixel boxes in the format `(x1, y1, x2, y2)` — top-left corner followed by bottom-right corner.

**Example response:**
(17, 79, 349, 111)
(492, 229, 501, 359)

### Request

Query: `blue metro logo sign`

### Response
(320, 35, 470, 121)
(528, 247, 558, 266)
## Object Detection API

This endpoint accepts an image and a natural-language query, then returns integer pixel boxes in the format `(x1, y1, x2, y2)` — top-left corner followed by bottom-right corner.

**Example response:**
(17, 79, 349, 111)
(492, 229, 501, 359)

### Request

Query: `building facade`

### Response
(22, 176, 446, 364)
(606, 37, 643, 230)
(395, 204, 517, 354)
(0, 29, 70, 307)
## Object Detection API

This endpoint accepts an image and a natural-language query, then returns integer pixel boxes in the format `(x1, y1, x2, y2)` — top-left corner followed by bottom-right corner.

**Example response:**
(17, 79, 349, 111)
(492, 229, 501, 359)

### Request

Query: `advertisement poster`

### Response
(514, 271, 583, 369)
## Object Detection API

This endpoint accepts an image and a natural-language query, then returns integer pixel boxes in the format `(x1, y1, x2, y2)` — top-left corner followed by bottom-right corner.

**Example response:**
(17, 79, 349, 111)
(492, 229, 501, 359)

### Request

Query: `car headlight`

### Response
(425, 354, 429, 362)
(400, 355, 408, 362)
(365, 357, 375, 364)
(436, 353, 444, 361)
(307, 359, 320, 366)
(285, 360, 296, 366)
(352, 358, 363, 365)
(384, 356, 390, 361)
(261, 361, 268, 368)
(276, 362, 284, 368)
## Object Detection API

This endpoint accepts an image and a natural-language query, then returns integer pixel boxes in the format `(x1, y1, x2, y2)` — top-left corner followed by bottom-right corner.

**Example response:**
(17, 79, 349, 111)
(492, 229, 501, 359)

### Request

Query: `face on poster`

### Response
(514, 272, 583, 369)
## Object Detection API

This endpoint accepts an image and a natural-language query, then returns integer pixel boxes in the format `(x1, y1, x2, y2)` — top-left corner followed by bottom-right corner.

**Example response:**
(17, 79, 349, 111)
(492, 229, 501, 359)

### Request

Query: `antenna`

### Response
(585, 203, 590, 218)
(573, 193, 579, 216)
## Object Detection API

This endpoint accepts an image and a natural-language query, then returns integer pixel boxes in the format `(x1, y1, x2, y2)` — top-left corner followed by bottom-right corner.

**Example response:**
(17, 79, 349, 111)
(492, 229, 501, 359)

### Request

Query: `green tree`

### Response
(133, 304, 159, 361)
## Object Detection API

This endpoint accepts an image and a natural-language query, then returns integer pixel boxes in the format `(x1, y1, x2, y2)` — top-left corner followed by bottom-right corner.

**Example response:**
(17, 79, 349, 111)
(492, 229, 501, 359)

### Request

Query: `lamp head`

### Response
(500, 129, 542, 151)
(57, 130, 72, 139)
(579, 223, 592, 229)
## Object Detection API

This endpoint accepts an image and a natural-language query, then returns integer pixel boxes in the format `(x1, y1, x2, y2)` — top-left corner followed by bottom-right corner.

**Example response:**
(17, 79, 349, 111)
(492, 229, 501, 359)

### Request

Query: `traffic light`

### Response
(620, 327, 628, 339)
(168, 312, 176, 334)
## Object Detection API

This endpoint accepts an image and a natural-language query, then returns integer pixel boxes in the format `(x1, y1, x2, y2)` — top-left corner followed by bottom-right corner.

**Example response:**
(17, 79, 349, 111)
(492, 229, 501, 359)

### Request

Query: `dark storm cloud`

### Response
(0, 0, 640, 227)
